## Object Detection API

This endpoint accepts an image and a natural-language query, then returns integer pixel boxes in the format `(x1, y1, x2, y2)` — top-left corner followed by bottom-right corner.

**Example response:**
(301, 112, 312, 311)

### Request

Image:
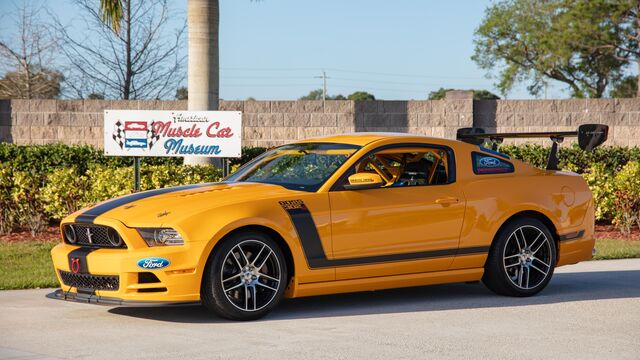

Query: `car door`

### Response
(328, 144, 466, 280)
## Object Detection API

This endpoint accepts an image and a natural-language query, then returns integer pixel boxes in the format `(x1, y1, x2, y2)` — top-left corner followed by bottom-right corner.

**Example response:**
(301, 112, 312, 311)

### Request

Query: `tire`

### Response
(482, 217, 557, 297)
(201, 231, 288, 321)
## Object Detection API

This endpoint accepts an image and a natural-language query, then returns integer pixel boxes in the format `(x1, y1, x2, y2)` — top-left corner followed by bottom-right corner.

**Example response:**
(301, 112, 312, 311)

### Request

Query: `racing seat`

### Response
(395, 159, 430, 186)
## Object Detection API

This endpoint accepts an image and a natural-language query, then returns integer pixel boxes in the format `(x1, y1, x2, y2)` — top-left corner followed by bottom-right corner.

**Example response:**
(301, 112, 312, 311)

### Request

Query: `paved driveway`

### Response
(1, 259, 639, 359)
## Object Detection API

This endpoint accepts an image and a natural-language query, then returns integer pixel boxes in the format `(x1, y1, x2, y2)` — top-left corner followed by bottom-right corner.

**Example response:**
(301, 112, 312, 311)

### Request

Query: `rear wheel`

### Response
(201, 231, 287, 320)
(483, 218, 556, 297)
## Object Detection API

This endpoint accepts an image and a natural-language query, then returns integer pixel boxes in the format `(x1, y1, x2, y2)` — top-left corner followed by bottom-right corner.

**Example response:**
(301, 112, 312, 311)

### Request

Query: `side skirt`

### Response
(287, 267, 484, 298)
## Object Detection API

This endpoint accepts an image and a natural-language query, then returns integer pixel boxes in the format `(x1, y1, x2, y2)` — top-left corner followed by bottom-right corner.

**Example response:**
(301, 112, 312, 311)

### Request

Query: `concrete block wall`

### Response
(0, 99, 188, 147)
(239, 100, 355, 147)
(354, 99, 473, 140)
(475, 99, 640, 147)
(1, 97, 640, 148)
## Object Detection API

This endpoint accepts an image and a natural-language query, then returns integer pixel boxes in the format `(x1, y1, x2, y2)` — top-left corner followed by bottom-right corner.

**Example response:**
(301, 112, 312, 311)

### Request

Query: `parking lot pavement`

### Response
(1, 259, 639, 360)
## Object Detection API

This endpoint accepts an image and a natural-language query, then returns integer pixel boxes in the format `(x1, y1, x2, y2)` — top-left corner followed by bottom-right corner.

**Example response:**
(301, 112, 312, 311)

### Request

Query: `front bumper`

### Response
(50, 218, 211, 303)
(46, 289, 199, 307)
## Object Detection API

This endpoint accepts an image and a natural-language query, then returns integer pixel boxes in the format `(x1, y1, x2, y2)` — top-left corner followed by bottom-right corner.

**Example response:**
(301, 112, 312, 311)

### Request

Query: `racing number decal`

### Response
(279, 200, 490, 269)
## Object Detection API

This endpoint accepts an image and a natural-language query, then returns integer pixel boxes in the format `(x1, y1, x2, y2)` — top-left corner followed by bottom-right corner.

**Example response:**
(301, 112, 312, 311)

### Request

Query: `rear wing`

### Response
(456, 124, 609, 171)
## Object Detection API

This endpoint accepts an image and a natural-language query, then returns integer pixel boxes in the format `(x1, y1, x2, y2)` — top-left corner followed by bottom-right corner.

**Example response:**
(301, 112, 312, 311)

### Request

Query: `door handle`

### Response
(435, 197, 459, 205)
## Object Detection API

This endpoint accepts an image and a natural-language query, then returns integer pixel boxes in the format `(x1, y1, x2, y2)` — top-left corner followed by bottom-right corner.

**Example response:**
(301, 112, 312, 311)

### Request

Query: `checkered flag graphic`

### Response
(112, 121, 124, 149)
(148, 121, 160, 149)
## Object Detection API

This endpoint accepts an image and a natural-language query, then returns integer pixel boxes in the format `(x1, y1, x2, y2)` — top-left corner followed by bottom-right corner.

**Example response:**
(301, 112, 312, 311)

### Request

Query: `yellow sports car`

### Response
(49, 124, 608, 320)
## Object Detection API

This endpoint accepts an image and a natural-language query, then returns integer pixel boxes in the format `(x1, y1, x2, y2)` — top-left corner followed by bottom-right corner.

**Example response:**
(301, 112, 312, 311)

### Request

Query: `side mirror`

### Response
(578, 124, 609, 151)
(344, 173, 384, 190)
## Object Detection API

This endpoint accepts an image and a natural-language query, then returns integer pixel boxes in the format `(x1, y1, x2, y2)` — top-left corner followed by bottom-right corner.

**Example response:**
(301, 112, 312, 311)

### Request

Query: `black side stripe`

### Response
(559, 230, 585, 242)
(75, 183, 211, 223)
(280, 201, 489, 269)
(67, 247, 98, 274)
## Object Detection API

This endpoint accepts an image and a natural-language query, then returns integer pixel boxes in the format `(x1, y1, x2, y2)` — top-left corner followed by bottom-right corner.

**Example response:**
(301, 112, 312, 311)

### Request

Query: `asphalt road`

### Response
(1, 259, 639, 360)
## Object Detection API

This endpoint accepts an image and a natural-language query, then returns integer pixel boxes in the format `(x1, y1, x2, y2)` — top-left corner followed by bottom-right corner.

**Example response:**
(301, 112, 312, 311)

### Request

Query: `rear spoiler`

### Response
(456, 124, 609, 171)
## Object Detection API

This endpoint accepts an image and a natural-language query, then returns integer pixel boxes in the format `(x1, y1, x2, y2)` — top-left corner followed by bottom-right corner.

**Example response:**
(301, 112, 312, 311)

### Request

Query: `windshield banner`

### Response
(103, 110, 242, 158)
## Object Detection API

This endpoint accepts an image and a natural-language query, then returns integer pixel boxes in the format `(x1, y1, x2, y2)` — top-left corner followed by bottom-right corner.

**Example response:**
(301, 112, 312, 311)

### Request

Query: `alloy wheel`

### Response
(220, 240, 282, 312)
(502, 225, 553, 290)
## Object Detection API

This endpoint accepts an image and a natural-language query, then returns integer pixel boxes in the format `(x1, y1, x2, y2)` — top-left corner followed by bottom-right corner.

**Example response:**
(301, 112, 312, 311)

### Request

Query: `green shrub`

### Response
(37, 165, 224, 216)
(39, 167, 91, 220)
(84, 166, 135, 204)
(2, 142, 640, 234)
(0, 164, 16, 234)
(11, 170, 47, 236)
(611, 162, 640, 234)
(582, 163, 616, 222)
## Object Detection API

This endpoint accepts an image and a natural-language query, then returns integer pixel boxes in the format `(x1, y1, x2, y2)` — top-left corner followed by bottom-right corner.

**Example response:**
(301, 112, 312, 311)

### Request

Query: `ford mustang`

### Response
(49, 124, 608, 320)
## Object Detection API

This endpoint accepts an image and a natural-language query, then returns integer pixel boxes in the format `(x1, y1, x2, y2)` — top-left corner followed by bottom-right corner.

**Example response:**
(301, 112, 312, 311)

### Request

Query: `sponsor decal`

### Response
(472, 152, 514, 175)
(351, 177, 374, 183)
(137, 257, 171, 270)
(479, 156, 501, 167)
(104, 110, 241, 157)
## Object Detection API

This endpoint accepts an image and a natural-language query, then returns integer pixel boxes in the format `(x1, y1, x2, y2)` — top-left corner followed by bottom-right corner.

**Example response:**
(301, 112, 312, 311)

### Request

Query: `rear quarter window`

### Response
(472, 152, 514, 175)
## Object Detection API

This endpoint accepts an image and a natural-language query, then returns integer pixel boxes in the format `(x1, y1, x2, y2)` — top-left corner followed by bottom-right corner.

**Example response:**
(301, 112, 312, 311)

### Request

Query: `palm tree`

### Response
(99, 0, 219, 166)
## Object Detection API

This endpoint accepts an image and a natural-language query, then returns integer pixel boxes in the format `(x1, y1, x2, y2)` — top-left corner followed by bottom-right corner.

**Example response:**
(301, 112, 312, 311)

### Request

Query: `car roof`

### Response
(295, 132, 450, 146)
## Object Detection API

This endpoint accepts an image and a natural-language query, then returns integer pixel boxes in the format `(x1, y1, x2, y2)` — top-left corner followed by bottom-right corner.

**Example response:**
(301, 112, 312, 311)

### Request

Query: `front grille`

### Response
(59, 270, 120, 291)
(63, 224, 126, 248)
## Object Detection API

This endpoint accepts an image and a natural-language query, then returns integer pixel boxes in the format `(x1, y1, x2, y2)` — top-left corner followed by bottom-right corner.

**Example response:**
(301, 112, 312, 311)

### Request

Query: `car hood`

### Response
(68, 182, 296, 227)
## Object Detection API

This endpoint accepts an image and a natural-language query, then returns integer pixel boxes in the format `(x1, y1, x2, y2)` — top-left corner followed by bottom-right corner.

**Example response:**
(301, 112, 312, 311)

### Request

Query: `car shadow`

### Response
(108, 269, 640, 324)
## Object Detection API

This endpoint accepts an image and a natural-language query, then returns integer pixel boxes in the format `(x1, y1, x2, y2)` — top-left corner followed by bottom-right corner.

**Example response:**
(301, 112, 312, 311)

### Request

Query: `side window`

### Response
(345, 146, 451, 188)
(471, 152, 514, 175)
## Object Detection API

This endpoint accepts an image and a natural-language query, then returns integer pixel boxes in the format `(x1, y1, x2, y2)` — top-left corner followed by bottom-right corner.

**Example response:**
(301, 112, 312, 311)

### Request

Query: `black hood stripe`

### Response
(280, 200, 489, 269)
(75, 183, 211, 224)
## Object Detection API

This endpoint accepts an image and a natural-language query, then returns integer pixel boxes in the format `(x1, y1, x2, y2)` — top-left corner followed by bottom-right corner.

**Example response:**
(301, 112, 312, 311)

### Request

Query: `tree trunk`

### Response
(184, 0, 219, 166)
(123, 0, 132, 100)
(636, 1, 640, 98)
(637, 60, 640, 98)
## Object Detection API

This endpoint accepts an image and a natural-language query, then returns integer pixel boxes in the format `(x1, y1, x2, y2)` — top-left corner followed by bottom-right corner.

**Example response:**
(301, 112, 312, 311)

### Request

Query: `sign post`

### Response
(133, 157, 141, 192)
(103, 110, 242, 192)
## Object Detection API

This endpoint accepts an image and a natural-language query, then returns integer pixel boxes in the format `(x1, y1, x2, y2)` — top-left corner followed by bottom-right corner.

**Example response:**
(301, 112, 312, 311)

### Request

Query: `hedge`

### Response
(0, 143, 267, 235)
(0, 143, 639, 235)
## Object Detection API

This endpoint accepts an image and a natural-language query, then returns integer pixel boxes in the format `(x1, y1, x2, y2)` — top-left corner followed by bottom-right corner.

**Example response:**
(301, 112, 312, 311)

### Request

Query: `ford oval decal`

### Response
(137, 257, 170, 270)
(479, 156, 501, 167)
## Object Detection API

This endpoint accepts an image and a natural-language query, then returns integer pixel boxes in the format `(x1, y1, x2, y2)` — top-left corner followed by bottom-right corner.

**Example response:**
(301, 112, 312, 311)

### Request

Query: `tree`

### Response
(428, 88, 500, 100)
(175, 86, 188, 100)
(56, 0, 185, 100)
(347, 91, 375, 101)
(299, 89, 326, 100)
(299, 89, 371, 100)
(560, 0, 640, 97)
(611, 76, 637, 98)
(0, 68, 63, 99)
(473, 0, 628, 98)
(0, 3, 63, 99)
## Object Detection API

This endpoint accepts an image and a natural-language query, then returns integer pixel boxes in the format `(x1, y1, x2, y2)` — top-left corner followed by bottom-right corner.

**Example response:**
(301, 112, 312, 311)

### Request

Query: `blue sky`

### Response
(1, 0, 568, 100)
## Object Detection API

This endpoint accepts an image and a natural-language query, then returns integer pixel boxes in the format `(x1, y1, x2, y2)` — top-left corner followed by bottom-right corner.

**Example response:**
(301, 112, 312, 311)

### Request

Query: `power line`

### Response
(220, 66, 486, 80)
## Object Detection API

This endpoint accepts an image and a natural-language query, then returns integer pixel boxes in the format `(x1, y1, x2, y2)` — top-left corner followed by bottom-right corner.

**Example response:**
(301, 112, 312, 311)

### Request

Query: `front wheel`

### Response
(201, 231, 287, 321)
(483, 218, 557, 297)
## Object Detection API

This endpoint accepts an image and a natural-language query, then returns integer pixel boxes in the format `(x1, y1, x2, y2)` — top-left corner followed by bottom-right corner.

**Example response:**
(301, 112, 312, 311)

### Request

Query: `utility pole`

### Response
(315, 70, 328, 100)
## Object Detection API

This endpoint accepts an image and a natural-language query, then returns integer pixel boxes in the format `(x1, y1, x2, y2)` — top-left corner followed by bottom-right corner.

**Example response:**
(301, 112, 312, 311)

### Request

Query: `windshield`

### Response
(226, 143, 360, 191)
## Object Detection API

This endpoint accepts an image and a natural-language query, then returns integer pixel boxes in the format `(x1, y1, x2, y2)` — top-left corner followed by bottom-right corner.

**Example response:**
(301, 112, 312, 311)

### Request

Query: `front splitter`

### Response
(46, 289, 200, 307)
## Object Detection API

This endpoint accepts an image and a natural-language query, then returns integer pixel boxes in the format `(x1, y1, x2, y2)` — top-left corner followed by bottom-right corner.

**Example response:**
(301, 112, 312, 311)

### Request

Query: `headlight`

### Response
(137, 228, 184, 246)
